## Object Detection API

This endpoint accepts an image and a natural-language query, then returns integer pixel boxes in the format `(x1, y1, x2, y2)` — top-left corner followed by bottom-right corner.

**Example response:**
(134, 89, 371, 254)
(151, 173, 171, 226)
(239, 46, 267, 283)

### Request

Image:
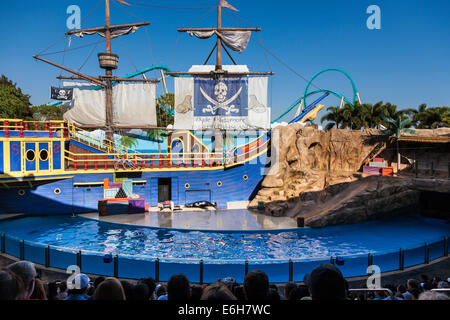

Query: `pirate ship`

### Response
(0, 0, 273, 215)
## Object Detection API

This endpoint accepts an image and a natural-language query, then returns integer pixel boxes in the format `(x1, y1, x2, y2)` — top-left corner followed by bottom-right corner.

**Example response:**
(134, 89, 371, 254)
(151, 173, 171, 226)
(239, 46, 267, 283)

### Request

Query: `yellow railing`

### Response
(68, 122, 143, 156)
(0, 119, 66, 131)
(64, 148, 231, 171)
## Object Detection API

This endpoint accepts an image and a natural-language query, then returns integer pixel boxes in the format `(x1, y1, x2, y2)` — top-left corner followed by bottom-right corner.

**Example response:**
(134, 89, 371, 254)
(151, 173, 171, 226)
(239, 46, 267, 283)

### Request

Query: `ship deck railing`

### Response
(63, 138, 269, 171)
(1, 118, 271, 172)
(0, 119, 68, 138)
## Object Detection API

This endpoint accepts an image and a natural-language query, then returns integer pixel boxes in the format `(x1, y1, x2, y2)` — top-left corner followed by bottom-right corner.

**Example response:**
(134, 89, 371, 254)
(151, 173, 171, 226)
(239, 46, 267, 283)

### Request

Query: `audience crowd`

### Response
(0, 261, 448, 301)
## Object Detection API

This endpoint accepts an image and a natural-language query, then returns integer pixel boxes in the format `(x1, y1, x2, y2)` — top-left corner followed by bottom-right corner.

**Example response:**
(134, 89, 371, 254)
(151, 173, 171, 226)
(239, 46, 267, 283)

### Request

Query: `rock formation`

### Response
(250, 124, 450, 228)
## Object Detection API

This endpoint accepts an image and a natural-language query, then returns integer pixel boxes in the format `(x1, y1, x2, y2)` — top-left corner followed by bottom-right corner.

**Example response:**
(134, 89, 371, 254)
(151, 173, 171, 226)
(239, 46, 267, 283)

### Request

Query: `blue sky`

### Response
(0, 0, 449, 121)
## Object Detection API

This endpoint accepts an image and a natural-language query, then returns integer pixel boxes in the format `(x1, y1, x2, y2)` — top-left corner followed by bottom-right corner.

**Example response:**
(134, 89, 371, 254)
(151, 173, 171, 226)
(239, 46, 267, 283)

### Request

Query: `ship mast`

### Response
(104, 0, 114, 142)
(174, 0, 272, 75)
(34, 0, 152, 142)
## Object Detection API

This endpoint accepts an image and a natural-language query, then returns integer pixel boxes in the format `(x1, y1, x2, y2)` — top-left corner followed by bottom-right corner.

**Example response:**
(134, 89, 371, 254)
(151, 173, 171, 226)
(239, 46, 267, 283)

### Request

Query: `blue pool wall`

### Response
(0, 157, 266, 215)
(1, 232, 447, 283)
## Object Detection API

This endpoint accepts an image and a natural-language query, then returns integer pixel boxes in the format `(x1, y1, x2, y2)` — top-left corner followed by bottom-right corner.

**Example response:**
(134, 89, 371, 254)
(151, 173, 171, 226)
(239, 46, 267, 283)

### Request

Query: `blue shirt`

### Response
(65, 294, 89, 301)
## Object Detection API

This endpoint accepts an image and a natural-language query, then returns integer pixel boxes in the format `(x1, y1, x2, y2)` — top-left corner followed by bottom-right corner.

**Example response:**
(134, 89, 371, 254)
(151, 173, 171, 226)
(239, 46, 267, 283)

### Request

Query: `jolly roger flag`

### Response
(50, 87, 73, 101)
(194, 78, 248, 117)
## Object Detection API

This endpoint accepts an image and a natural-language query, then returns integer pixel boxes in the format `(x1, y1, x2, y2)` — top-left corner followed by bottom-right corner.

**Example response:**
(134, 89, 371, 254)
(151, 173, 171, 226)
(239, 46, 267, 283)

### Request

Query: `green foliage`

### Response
(119, 135, 138, 149)
(320, 101, 450, 131)
(156, 93, 174, 128)
(30, 104, 64, 121)
(381, 115, 415, 138)
(0, 75, 33, 120)
(147, 129, 168, 154)
(408, 104, 450, 129)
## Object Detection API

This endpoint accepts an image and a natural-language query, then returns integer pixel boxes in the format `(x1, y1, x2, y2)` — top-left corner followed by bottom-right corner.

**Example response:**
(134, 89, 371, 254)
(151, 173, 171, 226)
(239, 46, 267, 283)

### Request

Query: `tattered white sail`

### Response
(188, 31, 251, 52)
(63, 81, 157, 127)
(73, 26, 139, 40)
(174, 65, 270, 130)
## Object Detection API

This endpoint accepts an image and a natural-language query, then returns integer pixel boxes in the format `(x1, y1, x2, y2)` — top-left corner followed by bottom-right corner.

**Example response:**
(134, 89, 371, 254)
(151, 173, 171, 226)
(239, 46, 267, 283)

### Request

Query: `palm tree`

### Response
(147, 129, 168, 154)
(321, 106, 343, 130)
(381, 115, 415, 173)
(360, 102, 385, 129)
(119, 135, 138, 150)
(340, 103, 359, 130)
(413, 104, 450, 129)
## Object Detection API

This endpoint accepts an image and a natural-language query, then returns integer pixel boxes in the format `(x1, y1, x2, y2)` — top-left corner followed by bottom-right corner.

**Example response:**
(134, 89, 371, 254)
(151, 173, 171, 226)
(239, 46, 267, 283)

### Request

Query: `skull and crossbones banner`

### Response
(195, 77, 248, 117)
(50, 87, 73, 101)
(174, 75, 270, 130)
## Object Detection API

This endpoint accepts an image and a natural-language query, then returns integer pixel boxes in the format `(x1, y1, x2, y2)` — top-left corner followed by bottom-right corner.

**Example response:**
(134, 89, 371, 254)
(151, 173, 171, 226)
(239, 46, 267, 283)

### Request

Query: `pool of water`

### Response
(0, 214, 448, 263)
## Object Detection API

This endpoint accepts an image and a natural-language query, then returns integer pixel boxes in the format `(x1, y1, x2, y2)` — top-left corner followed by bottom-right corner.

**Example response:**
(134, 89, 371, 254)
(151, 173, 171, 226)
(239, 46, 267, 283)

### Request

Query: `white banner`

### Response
(174, 76, 270, 130)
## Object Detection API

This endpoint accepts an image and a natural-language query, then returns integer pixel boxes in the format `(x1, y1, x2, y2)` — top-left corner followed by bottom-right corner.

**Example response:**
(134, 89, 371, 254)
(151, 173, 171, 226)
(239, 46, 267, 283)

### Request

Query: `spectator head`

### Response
(296, 285, 310, 300)
(132, 283, 150, 301)
(190, 285, 203, 301)
(284, 282, 297, 300)
(407, 279, 420, 290)
(67, 273, 90, 296)
(437, 281, 449, 289)
(93, 278, 126, 300)
(30, 278, 47, 300)
(307, 264, 347, 300)
(409, 288, 421, 300)
(139, 277, 156, 299)
(167, 274, 190, 301)
(200, 283, 237, 301)
(244, 270, 269, 301)
(431, 276, 441, 285)
(0, 268, 24, 300)
(419, 291, 449, 300)
(154, 284, 167, 299)
(120, 280, 134, 300)
(220, 277, 237, 293)
(7, 261, 37, 300)
(397, 284, 406, 294)
(47, 280, 66, 301)
(233, 285, 246, 300)
(268, 285, 280, 301)
(93, 276, 105, 289)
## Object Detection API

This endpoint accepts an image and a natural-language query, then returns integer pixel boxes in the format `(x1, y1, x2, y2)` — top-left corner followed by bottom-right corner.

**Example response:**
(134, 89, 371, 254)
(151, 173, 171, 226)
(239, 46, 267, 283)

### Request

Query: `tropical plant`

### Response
(31, 104, 64, 121)
(147, 129, 168, 154)
(320, 106, 343, 130)
(119, 135, 138, 150)
(156, 93, 175, 128)
(320, 101, 420, 131)
(410, 104, 450, 129)
(381, 115, 416, 173)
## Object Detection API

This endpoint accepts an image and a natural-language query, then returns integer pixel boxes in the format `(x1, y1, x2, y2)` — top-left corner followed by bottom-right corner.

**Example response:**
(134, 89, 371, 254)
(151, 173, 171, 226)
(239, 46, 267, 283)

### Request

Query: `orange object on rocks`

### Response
(104, 178, 109, 189)
(106, 198, 129, 203)
(382, 167, 394, 176)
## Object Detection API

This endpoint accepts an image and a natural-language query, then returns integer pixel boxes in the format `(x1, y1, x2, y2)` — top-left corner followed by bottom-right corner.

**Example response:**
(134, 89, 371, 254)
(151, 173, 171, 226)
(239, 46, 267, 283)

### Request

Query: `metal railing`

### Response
(0, 231, 447, 283)
(1, 119, 67, 138)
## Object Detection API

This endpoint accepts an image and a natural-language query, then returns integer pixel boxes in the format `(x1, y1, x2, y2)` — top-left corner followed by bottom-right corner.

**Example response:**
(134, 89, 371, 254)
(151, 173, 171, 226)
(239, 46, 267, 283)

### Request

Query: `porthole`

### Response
(185, 183, 190, 189)
(217, 181, 223, 187)
(54, 188, 61, 195)
(18, 189, 25, 196)
(26, 150, 35, 162)
(243, 175, 248, 181)
(39, 149, 49, 161)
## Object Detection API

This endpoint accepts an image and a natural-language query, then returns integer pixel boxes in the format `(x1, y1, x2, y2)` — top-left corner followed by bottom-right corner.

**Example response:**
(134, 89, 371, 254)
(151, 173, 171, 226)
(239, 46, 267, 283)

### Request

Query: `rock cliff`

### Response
(249, 124, 449, 228)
